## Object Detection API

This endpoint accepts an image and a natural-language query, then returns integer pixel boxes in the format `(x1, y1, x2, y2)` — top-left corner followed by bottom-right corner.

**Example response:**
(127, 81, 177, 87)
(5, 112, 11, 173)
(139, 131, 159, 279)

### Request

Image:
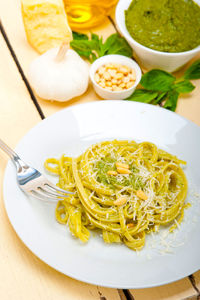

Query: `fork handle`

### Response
(0, 138, 27, 171)
(0, 138, 19, 159)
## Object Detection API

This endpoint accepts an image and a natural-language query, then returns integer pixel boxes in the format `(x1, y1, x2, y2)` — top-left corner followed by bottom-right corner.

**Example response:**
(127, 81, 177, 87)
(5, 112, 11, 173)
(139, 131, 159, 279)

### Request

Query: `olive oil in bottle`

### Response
(63, 0, 118, 29)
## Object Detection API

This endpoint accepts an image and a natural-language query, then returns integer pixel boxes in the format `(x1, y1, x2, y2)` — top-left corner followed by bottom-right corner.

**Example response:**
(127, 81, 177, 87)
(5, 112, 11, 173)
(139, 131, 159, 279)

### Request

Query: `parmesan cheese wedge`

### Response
(21, 0, 72, 53)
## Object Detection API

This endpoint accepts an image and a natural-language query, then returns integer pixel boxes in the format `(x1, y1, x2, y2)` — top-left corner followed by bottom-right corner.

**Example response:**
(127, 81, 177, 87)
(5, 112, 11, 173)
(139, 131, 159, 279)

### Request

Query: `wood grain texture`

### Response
(0, 35, 41, 144)
(192, 271, 200, 296)
(129, 279, 197, 300)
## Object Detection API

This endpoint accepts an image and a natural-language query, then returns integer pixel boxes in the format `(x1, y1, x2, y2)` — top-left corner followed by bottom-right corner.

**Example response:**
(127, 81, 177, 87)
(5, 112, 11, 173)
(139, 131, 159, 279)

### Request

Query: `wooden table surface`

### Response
(0, 1, 200, 299)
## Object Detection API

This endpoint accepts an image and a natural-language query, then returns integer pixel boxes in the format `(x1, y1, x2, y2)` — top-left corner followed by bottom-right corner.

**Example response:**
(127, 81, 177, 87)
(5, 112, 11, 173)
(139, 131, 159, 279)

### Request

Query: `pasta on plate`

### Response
(44, 140, 189, 251)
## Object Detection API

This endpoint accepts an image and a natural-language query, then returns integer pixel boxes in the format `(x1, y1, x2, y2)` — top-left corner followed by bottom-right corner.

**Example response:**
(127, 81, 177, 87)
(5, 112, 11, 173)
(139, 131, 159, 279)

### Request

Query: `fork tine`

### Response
(31, 190, 67, 202)
(38, 187, 70, 198)
(30, 190, 58, 202)
(44, 182, 74, 195)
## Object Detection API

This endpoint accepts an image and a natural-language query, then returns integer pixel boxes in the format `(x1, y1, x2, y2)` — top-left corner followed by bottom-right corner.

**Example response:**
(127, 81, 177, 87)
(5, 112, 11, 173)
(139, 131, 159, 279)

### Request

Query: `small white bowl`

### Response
(116, 0, 200, 72)
(90, 54, 142, 100)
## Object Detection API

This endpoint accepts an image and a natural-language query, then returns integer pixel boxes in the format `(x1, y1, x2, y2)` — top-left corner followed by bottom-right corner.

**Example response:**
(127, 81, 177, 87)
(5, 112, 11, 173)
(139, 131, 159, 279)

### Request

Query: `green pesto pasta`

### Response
(44, 140, 189, 251)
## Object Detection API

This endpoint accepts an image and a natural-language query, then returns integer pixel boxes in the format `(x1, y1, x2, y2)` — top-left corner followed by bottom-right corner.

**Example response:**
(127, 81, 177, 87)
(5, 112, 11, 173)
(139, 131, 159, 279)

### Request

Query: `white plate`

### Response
(3, 100, 200, 289)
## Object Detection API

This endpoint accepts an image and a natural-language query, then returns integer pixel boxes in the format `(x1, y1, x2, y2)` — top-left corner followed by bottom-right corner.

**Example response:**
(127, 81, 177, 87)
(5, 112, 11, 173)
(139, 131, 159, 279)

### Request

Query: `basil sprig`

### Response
(127, 60, 200, 111)
(70, 32, 133, 63)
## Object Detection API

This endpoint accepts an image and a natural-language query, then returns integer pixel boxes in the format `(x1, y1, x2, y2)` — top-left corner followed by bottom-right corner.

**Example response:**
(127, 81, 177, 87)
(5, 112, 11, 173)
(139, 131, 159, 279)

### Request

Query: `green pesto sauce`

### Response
(125, 0, 200, 53)
(95, 156, 144, 190)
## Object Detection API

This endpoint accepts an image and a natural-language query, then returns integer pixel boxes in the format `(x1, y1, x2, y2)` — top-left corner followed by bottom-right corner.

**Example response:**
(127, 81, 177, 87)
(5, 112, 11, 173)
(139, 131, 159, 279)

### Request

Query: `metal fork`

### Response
(0, 138, 73, 202)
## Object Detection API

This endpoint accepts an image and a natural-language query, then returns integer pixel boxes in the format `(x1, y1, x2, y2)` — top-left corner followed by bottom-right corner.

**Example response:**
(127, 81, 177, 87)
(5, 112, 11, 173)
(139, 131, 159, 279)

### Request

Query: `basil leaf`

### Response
(91, 52, 98, 63)
(69, 47, 91, 60)
(140, 70, 176, 92)
(101, 34, 118, 54)
(91, 34, 102, 56)
(91, 33, 100, 42)
(70, 40, 92, 52)
(164, 91, 179, 111)
(100, 33, 132, 57)
(183, 59, 200, 80)
(126, 89, 158, 103)
(173, 80, 195, 93)
(152, 92, 167, 104)
(105, 35, 133, 57)
(72, 31, 88, 40)
(70, 39, 100, 61)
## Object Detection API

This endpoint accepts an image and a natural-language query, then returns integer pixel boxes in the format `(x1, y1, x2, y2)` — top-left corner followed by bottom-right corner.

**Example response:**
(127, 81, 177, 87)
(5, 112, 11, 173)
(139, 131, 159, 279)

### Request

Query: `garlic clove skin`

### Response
(28, 48, 89, 102)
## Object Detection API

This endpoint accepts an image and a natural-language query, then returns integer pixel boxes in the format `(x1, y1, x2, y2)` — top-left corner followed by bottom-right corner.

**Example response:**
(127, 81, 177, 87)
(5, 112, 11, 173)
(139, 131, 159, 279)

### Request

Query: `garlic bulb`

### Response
(28, 44, 89, 101)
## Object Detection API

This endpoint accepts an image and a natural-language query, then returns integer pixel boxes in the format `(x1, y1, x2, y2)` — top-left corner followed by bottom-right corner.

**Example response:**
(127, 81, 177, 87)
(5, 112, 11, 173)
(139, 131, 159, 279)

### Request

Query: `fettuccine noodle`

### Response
(44, 140, 189, 251)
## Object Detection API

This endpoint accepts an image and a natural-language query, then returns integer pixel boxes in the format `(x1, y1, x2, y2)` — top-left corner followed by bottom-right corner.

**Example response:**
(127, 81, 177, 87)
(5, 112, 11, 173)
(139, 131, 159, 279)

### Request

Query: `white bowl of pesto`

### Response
(116, 0, 200, 72)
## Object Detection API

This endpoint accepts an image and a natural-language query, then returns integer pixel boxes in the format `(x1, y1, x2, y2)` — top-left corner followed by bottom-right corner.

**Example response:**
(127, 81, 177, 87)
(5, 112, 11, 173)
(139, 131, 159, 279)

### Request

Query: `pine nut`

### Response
(123, 76, 130, 83)
(114, 197, 127, 206)
(119, 66, 129, 74)
(106, 63, 115, 69)
(105, 86, 112, 91)
(117, 167, 131, 174)
(119, 83, 125, 88)
(108, 69, 117, 77)
(107, 170, 118, 176)
(99, 81, 105, 88)
(106, 81, 112, 87)
(104, 72, 111, 80)
(116, 73, 123, 80)
(116, 162, 129, 169)
(129, 72, 136, 81)
(98, 67, 105, 75)
(127, 223, 134, 228)
(136, 190, 148, 200)
(126, 81, 134, 89)
(111, 79, 118, 84)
